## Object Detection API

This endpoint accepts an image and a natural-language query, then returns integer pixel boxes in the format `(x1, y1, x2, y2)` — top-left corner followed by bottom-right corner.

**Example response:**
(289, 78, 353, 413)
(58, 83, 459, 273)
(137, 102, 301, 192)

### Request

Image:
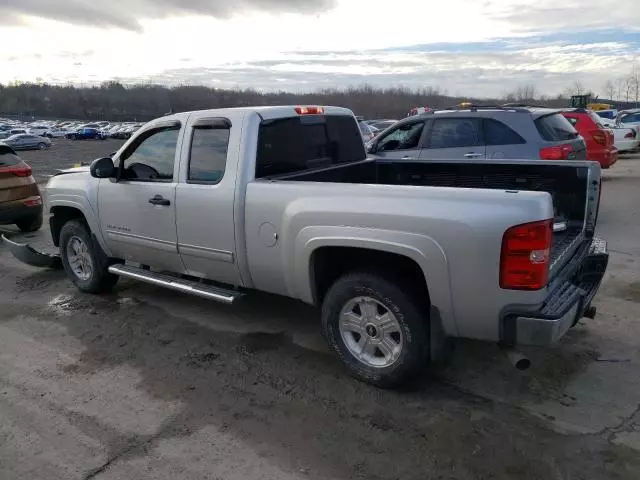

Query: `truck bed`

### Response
(268, 158, 599, 278)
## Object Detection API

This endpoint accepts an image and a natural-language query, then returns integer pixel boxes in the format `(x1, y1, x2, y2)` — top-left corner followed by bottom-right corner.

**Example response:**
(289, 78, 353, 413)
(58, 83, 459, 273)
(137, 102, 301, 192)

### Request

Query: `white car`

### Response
(27, 126, 49, 136)
(600, 118, 640, 152)
(44, 128, 69, 138)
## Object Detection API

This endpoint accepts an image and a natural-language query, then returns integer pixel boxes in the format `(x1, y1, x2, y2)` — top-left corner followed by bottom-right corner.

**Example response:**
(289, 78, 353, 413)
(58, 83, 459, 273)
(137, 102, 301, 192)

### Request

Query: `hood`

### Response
(55, 165, 91, 176)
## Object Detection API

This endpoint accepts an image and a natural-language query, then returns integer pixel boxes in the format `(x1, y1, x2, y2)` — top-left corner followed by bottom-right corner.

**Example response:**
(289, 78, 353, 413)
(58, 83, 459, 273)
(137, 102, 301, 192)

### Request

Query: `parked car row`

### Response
(0, 117, 144, 143)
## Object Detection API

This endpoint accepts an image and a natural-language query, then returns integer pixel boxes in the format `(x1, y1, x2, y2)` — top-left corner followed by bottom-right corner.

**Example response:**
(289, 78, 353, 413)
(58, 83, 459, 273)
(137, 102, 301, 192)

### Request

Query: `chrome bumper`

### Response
(504, 238, 608, 346)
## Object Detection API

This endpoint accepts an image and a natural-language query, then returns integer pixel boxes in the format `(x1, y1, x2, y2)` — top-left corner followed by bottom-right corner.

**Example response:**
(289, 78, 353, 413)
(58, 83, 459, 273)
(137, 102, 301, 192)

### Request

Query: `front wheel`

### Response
(38, 143, 47, 150)
(59, 219, 119, 293)
(321, 271, 430, 388)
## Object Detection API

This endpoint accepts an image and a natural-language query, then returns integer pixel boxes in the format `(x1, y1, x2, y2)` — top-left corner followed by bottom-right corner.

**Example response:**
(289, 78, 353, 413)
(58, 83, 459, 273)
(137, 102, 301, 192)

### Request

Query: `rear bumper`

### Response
(0, 197, 43, 224)
(502, 237, 608, 346)
(591, 148, 618, 168)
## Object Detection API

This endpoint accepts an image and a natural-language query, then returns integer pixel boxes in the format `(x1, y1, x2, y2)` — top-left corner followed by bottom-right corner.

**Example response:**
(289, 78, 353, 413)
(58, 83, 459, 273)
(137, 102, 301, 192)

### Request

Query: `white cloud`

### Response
(0, 0, 638, 97)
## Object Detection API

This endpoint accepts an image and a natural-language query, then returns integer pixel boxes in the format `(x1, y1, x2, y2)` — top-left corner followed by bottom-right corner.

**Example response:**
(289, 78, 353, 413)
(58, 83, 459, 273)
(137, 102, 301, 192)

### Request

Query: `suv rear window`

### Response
(256, 115, 365, 178)
(535, 114, 579, 141)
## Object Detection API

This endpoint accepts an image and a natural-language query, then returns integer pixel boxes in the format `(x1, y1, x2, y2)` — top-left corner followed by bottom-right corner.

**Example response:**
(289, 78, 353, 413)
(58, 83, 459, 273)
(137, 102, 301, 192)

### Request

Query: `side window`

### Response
(428, 118, 483, 149)
(121, 127, 180, 182)
(483, 119, 526, 145)
(377, 122, 424, 151)
(565, 117, 578, 126)
(188, 126, 230, 183)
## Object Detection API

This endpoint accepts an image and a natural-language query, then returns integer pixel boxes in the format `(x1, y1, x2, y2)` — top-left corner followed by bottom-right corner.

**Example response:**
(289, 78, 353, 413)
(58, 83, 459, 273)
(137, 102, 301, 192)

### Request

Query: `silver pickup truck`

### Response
(10, 105, 608, 388)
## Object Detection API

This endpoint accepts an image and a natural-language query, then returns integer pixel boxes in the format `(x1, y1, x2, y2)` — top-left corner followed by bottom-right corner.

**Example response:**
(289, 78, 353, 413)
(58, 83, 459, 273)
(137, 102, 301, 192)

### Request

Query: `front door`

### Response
(371, 120, 426, 161)
(174, 114, 241, 286)
(420, 117, 486, 160)
(97, 125, 185, 272)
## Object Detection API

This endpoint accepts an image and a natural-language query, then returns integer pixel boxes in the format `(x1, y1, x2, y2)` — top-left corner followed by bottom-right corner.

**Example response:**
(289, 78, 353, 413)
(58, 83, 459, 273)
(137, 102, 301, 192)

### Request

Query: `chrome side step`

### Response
(108, 264, 239, 304)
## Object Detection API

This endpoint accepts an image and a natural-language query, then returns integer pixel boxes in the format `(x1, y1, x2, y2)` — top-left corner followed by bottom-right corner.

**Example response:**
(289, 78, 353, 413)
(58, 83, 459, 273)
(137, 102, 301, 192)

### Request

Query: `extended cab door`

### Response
(419, 117, 486, 160)
(97, 121, 184, 272)
(174, 113, 241, 286)
(369, 119, 427, 160)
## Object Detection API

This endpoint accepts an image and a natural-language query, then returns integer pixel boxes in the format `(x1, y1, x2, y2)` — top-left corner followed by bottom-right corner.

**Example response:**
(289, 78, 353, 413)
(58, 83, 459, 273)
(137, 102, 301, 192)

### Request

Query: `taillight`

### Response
(500, 219, 553, 290)
(625, 130, 636, 139)
(539, 144, 574, 160)
(0, 165, 32, 177)
(591, 130, 607, 146)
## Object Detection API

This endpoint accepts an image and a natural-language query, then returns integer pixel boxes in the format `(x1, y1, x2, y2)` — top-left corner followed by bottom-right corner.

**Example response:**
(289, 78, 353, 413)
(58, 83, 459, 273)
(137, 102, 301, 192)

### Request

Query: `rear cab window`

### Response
(256, 115, 365, 178)
(535, 114, 579, 141)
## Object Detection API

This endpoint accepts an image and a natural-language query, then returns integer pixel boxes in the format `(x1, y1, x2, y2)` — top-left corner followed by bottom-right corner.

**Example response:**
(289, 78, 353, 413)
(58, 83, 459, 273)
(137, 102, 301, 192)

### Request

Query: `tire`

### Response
(38, 143, 47, 150)
(59, 219, 119, 293)
(15, 213, 43, 232)
(321, 271, 430, 388)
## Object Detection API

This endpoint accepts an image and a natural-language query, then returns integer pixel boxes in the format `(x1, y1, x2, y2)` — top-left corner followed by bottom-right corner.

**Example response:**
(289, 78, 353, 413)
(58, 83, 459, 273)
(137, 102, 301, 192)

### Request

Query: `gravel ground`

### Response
(1, 144, 640, 479)
(17, 138, 126, 183)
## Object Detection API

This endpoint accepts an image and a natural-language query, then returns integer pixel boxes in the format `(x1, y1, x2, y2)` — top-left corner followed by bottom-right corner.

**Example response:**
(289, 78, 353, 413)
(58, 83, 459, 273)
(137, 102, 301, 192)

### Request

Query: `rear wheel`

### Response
(38, 143, 47, 150)
(15, 213, 43, 232)
(59, 220, 119, 293)
(321, 271, 430, 388)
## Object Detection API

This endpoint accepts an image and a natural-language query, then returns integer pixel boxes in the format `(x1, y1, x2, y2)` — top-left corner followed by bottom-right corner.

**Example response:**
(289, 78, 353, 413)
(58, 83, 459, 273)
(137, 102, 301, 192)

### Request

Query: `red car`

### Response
(561, 109, 618, 168)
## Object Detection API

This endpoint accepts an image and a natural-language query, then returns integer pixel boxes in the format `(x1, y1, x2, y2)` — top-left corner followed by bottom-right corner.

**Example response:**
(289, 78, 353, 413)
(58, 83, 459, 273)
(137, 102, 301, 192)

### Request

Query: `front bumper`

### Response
(503, 237, 608, 346)
(1, 233, 62, 269)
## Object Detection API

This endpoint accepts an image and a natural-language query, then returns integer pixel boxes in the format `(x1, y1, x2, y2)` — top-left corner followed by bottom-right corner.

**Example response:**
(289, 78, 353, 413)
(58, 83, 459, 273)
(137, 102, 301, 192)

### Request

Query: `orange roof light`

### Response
(295, 106, 324, 115)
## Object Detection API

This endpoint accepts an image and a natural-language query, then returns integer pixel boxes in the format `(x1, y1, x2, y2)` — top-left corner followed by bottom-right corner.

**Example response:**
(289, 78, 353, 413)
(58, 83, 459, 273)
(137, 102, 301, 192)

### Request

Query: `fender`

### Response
(289, 225, 459, 337)
(47, 195, 112, 257)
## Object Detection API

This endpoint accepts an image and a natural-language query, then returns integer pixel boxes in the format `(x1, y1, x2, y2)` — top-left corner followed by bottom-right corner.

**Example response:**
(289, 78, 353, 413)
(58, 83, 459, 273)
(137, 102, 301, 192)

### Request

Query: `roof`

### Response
(161, 105, 355, 123)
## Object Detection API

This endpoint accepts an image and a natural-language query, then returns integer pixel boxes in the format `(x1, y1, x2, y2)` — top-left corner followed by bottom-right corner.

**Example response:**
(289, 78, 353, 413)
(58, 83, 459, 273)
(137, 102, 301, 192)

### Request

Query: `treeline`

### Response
(0, 81, 625, 122)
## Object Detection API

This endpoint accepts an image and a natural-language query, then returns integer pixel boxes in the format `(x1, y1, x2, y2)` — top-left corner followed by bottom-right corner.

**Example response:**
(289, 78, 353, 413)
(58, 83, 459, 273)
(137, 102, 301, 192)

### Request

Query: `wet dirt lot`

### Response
(2, 143, 640, 479)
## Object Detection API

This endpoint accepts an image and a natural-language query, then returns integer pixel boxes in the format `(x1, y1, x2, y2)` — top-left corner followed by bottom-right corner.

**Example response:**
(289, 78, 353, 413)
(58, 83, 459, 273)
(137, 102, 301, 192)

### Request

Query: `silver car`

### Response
(367, 106, 587, 161)
(1, 133, 51, 151)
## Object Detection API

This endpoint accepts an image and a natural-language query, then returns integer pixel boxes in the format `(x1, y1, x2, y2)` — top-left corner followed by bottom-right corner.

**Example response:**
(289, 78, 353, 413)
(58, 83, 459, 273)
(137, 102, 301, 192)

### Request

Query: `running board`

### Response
(108, 264, 240, 304)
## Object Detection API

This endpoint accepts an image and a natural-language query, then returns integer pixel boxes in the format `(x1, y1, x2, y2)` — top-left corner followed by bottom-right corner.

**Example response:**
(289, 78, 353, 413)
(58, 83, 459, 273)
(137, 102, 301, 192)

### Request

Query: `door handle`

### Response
(463, 152, 483, 158)
(148, 195, 171, 206)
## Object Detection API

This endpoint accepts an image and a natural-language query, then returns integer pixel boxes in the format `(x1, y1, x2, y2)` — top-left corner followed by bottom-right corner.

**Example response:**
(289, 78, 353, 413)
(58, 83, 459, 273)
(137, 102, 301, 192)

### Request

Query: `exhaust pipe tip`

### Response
(502, 348, 531, 371)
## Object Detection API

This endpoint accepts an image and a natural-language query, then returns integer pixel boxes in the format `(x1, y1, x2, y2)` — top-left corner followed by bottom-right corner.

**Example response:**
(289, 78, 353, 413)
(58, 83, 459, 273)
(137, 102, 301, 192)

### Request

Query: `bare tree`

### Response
(603, 80, 616, 100)
(631, 63, 640, 105)
(571, 80, 586, 96)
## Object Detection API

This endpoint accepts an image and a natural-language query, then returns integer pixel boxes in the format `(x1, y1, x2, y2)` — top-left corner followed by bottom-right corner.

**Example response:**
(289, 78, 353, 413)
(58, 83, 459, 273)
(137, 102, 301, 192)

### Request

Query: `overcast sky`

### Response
(1, 0, 638, 97)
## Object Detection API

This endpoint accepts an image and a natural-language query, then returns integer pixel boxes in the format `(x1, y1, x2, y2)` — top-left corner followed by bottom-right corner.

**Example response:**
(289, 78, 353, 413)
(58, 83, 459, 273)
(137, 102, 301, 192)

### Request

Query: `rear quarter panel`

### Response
(245, 181, 553, 341)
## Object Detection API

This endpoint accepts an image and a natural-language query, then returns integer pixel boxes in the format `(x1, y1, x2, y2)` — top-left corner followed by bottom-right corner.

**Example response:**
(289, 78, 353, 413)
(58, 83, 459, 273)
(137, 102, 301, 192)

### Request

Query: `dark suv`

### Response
(367, 106, 587, 162)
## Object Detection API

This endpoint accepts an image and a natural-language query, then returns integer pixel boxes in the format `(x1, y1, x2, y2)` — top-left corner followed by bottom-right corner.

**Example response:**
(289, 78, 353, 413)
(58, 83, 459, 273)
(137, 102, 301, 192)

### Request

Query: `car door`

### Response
(483, 118, 528, 159)
(97, 121, 185, 272)
(174, 113, 241, 285)
(369, 120, 427, 160)
(420, 117, 485, 160)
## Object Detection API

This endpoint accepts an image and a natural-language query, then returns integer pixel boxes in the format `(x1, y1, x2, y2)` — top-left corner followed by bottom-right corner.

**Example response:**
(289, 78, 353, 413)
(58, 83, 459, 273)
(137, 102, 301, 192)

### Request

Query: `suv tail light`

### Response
(625, 130, 636, 139)
(591, 129, 607, 146)
(500, 219, 553, 290)
(0, 165, 32, 177)
(539, 144, 574, 160)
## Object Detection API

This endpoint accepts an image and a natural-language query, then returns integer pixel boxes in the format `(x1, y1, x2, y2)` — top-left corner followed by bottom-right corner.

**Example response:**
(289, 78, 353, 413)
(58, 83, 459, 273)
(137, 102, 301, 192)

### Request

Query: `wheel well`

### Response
(311, 246, 430, 306)
(50, 206, 86, 246)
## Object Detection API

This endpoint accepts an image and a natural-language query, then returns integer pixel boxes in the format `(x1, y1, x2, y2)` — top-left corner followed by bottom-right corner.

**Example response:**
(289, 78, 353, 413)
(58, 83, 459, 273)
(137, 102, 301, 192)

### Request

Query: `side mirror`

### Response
(367, 142, 377, 154)
(90, 157, 115, 178)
